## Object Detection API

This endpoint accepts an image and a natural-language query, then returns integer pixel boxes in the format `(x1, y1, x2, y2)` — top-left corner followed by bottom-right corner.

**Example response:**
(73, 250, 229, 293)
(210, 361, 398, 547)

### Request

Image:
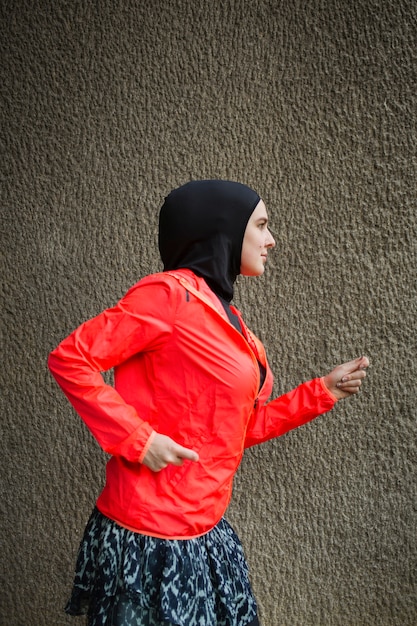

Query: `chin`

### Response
(240, 263, 266, 277)
(244, 268, 265, 277)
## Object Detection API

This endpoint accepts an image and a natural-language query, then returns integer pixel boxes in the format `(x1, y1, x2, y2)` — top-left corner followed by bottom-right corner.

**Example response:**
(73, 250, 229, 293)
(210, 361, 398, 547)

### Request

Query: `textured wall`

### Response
(1, 0, 416, 624)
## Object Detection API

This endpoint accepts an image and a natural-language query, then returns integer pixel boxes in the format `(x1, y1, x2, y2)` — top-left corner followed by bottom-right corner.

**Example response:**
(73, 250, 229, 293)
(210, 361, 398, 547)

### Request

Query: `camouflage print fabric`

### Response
(65, 508, 258, 626)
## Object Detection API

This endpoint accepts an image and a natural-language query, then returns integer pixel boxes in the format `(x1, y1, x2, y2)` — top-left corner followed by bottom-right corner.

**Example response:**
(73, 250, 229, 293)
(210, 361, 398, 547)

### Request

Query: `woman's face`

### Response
(240, 200, 275, 276)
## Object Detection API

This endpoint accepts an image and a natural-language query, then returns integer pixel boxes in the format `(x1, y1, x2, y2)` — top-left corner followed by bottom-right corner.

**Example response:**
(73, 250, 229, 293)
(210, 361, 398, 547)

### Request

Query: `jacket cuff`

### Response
(108, 421, 155, 462)
(320, 376, 339, 403)
(138, 430, 156, 463)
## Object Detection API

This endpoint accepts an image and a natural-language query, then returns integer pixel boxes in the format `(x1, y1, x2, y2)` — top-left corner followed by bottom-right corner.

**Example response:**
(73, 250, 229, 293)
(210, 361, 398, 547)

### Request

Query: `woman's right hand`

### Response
(142, 433, 199, 472)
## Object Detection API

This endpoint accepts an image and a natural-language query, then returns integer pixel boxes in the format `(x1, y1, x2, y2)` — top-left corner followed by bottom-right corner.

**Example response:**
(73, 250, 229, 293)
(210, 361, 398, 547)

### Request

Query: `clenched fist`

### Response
(323, 356, 369, 401)
(142, 433, 199, 472)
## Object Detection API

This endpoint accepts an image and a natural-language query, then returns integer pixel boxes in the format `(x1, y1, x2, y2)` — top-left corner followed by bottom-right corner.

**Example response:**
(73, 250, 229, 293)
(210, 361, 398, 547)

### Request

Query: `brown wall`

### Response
(2, 0, 416, 624)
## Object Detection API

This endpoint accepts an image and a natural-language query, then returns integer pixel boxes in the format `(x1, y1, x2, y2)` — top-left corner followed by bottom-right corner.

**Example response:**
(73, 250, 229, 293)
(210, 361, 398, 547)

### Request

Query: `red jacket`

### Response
(48, 269, 337, 538)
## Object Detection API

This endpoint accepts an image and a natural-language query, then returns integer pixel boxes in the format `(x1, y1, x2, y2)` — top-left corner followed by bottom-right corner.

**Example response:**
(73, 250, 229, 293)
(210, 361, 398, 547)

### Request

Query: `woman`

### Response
(48, 180, 368, 626)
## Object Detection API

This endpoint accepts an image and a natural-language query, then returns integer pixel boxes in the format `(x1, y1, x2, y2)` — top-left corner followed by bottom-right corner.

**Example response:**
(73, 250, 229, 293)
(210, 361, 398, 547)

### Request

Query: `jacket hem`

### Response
(95, 503, 220, 540)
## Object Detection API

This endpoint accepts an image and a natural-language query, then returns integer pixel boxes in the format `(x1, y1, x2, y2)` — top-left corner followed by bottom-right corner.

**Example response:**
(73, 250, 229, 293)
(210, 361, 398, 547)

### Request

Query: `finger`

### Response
(337, 379, 363, 390)
(341, 356, 369, 375)
(336, 383, 362, 396)
(150, 460, 169, 472)
(337, 377, 365, 396)
(173, 445, 199, 463)
(340, 369, 367, 384)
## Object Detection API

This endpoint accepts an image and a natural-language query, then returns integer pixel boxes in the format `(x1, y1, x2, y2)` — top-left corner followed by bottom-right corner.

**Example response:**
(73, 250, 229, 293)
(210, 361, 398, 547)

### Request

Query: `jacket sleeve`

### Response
(48, 279, 175, 462)
(244, 377, 338, 448)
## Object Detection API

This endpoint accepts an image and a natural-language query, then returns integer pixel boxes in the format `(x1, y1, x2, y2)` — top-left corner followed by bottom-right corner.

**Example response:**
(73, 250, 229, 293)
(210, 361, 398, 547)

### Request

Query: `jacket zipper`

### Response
(168, 272, 269, 456)
(169, 273, 265, 404)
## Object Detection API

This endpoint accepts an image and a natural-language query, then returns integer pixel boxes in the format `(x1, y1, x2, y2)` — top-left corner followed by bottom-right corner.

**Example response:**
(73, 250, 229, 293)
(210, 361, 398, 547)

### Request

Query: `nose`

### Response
(266, 228, 276, 248)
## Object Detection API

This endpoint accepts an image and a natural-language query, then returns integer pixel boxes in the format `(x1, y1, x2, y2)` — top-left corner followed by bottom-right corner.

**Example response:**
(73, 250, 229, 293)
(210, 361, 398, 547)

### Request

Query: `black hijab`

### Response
(158, 180, 260, 302)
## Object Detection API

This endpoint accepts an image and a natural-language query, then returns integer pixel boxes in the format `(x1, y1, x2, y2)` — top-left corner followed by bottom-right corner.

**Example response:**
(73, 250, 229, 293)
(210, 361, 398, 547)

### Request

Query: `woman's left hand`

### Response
(323, 356, 370, 400)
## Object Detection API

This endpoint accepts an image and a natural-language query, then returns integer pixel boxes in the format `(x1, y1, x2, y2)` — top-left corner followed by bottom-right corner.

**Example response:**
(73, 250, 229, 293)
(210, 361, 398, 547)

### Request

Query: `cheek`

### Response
(250, 230, 263, 247)
(245, 237, 259, 256)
